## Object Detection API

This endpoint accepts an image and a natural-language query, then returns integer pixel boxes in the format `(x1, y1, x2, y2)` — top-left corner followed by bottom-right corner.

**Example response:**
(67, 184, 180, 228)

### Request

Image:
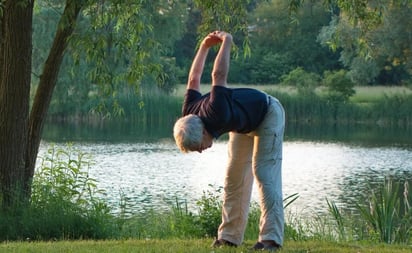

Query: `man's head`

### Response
(173, 114, 213, 153)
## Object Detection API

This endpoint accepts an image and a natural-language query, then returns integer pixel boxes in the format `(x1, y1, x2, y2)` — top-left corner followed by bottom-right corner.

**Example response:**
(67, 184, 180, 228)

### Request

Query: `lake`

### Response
(39, 121, 412, 216)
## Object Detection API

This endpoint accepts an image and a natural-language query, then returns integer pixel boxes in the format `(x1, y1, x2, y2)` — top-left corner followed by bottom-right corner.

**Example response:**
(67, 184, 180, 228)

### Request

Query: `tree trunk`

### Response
(0, 0, 34, 209)
(0, 0, 81, 209)
(26, 0, 82, 198)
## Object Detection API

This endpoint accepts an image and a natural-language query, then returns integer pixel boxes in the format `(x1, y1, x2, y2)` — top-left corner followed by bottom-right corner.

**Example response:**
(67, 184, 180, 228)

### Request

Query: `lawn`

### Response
(1, 239, 412, 253)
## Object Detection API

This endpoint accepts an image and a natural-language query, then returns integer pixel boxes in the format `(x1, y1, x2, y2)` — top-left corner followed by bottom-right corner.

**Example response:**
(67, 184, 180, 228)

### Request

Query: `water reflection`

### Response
(283, 143, 412, 215)
(42, 121, 412, 147)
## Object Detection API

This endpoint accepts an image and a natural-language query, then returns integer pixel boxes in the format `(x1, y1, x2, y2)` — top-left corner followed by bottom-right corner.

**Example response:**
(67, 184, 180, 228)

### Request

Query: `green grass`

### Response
(173, 84, 412, 101)
(172, 84, 297, 97)
(1, 239, 411, 253)
(351, 86, 412, 103)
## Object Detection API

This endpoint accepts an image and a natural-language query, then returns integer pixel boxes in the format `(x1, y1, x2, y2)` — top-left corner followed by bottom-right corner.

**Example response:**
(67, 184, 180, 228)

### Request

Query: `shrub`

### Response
(0, 145, 119, 241)
(322, 70, 355, 103)
(280, 67, 320, 95)
(195, 185, 223, 238)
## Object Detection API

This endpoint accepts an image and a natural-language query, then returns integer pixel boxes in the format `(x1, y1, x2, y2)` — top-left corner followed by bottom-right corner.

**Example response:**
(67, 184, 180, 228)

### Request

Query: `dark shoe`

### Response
(251, 241, 281, 251)
(211, 238, 237, 248)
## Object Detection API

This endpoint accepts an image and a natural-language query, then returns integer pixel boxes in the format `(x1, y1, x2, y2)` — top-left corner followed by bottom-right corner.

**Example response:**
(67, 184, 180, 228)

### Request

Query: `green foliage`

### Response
(319, 1, 412, 84)
(120, 199, 201, 239)
(322, 70, 355, 103)
(31, 0, 412, 120)
(356, 179, 412, 244)
(371, 93, 412, 126)
(193, 0, 263, 57)
(281, 67, 320, 95)
(238, 0, 340, 84)
(233, 51, 295, 84)
(326, 178, 412, 244)
(195, 185, 223, 238)
(194, 185, 299, 240)
(31, 0, 189, 117)
(32, 144, 102, 210)
(0, 144, 117, 240)
(326, 199, 346, 241)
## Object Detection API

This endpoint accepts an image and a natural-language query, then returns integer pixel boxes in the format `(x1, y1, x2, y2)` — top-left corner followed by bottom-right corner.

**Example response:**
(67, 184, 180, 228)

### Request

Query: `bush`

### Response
(195, 185, 223, 238)
(322, 70, 355, 103)
(0, 145, 119, 241)
(280, 67, 320, 95)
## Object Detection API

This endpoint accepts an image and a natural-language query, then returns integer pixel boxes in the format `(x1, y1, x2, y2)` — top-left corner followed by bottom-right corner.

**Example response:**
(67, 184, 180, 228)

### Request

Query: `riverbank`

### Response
(2, 239, 411, 253)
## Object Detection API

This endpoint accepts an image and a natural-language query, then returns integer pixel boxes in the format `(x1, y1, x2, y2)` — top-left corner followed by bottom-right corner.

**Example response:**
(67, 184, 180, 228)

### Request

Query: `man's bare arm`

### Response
(211, 32, 233, 87)
(186, 32, 222, 91)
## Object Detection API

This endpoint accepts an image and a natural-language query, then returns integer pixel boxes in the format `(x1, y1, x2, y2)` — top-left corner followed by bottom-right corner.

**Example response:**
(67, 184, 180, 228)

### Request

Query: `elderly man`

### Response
(173, 31, 285, 251)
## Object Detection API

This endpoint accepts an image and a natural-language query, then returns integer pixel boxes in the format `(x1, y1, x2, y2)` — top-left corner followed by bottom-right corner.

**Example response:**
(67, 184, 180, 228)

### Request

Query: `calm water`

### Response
(39, 122, 412, 215)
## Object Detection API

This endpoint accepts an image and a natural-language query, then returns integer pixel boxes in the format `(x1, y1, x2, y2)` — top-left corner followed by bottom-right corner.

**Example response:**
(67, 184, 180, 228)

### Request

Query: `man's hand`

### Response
(202, 31, 232, 48)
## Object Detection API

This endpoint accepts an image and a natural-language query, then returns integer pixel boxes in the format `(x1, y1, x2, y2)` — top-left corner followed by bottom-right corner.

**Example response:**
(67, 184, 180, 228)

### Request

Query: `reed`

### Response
(356, 179, 412, 244)
(47, 85, 412, 128)
(326, 198, 346, 241)
(326, 178, 412, 244)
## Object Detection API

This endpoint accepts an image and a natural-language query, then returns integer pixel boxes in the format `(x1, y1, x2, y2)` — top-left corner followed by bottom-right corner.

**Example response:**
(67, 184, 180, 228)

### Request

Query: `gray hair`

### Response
(173, 114, 204, 153)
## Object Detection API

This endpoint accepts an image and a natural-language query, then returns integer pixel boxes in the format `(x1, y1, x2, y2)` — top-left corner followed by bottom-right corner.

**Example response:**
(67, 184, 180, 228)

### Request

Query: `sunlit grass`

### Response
(172, 83, 297, 97)
(164, 83, 412, 128)
(173, 84, 412, 103)
(1, 239, 412, 253)
(351, 86, 412, 103)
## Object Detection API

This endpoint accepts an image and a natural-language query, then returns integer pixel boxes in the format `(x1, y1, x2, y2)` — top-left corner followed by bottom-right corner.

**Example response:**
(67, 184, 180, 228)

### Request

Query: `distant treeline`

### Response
(33, 0, 412, 118)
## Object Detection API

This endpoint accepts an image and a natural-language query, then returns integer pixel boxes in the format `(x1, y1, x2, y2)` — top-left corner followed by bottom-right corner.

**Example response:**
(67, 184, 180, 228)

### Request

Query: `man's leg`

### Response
(253, 97, 285, 247)
(217, 132, 254, 245)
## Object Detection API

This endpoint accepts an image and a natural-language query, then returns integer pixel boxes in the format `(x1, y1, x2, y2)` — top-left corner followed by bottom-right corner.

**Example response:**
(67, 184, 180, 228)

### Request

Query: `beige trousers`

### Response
(218, 96, 285, 246)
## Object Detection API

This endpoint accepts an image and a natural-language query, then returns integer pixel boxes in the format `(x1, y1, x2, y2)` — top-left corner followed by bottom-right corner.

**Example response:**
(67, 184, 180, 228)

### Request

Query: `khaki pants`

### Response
(218, 96, 285, 246)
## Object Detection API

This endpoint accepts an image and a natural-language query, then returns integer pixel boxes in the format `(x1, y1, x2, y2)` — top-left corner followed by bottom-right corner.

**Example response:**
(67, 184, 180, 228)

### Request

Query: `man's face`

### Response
(194, 130, 213, 153)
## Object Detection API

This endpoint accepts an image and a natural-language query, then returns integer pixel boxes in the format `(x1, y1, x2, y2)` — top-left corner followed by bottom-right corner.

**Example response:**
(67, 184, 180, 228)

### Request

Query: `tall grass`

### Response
(0, 144, 118, 241)
(326, 179, 412, 244)
(47, 85, 412, 128)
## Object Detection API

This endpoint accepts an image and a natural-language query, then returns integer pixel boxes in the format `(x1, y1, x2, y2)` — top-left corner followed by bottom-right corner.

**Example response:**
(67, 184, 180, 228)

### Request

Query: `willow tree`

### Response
(318, 0, 412, 84)
(0, 0, 165, 209)
(0, 0, 263, 210)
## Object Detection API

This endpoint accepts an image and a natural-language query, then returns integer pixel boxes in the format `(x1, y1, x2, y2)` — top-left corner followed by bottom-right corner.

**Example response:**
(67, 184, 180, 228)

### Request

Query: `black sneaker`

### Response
(211, 238, 237, 248)
(251, 241, 281, 251)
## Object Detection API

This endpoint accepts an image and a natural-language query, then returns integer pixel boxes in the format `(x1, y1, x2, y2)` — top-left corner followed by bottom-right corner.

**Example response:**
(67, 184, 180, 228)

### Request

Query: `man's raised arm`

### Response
(186, 32, 223, 91)
(211, 31, 232, 87)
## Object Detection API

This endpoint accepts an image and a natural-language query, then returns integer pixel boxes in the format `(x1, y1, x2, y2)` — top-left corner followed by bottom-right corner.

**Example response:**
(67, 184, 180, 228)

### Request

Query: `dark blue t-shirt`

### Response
(182, 86, 268, 138)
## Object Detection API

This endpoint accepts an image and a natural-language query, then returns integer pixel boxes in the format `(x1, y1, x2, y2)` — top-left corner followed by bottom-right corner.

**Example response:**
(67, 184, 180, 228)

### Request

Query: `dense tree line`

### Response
(32, 0, 412, 119)
(174, 0, 411, 86)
